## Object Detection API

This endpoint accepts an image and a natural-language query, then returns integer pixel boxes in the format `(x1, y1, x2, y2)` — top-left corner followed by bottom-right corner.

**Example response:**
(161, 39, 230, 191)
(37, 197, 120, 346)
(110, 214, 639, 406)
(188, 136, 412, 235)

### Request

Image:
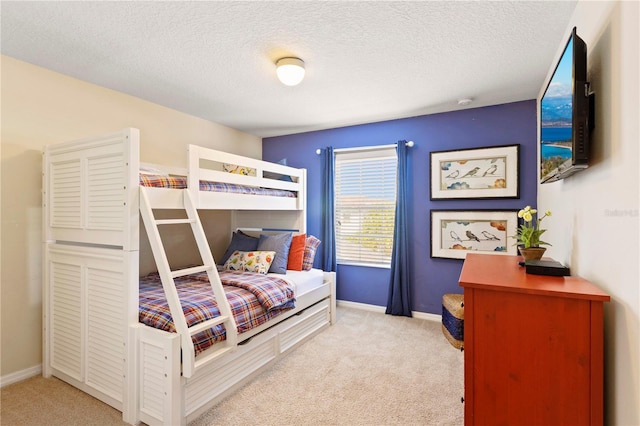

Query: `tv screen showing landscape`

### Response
(540, 36, 574, 182)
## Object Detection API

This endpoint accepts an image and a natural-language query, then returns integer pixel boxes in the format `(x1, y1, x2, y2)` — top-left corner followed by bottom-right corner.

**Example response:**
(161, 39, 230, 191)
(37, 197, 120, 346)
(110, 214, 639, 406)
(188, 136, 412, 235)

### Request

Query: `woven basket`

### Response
(442, 293, 464, 350)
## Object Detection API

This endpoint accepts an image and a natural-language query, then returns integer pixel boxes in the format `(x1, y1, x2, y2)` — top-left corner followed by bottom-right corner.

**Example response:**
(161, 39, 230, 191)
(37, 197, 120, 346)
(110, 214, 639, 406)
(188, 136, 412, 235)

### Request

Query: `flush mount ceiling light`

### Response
(458, 98, 473, 106)
(276, 57, 305, 86)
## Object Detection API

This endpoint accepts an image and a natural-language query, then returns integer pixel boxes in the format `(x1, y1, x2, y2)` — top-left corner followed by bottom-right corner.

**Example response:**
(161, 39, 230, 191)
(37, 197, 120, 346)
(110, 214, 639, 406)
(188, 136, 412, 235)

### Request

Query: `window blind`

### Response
(334, 147, 397, 266)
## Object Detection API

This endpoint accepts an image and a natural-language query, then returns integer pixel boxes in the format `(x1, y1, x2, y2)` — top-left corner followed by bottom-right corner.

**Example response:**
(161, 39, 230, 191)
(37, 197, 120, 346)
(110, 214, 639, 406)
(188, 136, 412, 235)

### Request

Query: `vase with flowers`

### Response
(512, 206, 552, 261)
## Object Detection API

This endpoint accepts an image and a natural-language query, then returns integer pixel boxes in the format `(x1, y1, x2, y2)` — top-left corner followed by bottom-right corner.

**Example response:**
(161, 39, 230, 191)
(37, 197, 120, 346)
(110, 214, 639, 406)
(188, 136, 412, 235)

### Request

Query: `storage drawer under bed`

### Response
(135, 298, 330, 425)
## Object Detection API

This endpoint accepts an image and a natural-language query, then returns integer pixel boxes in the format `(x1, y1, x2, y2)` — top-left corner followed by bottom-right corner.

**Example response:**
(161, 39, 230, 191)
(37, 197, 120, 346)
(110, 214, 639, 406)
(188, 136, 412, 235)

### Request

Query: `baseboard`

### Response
(412, 310, 442, 323)
(1, 364, 42, 388)
(337, 300, 386, 313)
(337, 300, 441, 323)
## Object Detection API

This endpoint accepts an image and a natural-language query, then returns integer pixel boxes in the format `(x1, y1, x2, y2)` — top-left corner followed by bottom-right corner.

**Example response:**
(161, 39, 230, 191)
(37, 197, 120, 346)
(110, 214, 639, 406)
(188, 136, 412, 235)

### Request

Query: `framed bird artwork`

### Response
(430, 210, 519, 259)
(430, 144, 520, 199)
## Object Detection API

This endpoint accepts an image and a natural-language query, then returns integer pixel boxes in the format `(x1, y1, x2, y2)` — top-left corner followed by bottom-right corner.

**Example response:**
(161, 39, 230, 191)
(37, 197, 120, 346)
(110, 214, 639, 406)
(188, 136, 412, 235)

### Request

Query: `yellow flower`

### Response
(511, 206, 553, 248)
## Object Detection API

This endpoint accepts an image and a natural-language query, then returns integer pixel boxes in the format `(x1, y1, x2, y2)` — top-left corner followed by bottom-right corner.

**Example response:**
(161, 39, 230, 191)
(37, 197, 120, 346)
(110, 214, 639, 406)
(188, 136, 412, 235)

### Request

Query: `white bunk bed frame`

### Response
(42, 128, 336, 425)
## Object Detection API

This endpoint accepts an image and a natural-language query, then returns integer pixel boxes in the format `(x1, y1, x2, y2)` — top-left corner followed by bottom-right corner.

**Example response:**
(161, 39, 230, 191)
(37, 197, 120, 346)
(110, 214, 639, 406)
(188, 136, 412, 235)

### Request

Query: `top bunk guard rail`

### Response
(187, 144, 306, 211)
(44, 129, 308, 248)
(139, 187, 238, 378)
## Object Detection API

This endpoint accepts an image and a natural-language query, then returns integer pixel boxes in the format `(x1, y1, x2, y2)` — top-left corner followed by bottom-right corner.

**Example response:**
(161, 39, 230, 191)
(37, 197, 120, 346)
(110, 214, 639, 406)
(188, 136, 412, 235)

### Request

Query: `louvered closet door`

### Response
(86, 153, 126, 231)
(50, 261, 83, 380)
(85, 266, 126, 401)
(48, 149, 126, 234)
(47, 244, 130, 404)
(45, 128, 139, 249)
(50, 159, 82, 229)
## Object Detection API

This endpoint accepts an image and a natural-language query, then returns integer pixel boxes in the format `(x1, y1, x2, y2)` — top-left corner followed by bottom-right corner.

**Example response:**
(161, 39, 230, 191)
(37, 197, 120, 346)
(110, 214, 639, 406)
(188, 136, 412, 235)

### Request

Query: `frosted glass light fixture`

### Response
(276, 57, 305, 86)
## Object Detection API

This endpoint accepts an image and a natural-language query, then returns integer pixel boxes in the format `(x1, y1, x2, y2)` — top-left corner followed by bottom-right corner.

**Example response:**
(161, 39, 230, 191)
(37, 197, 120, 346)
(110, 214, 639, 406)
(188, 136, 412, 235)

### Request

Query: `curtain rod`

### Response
(315, 141, 414, 155)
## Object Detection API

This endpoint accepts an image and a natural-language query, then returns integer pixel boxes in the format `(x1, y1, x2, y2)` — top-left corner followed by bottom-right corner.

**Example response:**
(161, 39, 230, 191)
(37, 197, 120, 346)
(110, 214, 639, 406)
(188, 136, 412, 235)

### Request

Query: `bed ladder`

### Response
(139, 187, 238, 378)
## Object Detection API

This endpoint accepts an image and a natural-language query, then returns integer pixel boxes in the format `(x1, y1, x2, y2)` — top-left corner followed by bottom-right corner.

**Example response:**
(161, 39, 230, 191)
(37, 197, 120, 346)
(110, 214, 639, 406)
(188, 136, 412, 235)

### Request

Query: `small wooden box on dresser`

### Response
(459, 253, 610, 426)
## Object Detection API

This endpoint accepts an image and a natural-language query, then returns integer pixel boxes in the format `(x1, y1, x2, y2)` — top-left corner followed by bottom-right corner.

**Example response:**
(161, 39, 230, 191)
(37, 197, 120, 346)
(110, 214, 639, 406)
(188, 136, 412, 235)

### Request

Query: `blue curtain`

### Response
(322, 146, 337, 272)
(386, 141, 412, 317)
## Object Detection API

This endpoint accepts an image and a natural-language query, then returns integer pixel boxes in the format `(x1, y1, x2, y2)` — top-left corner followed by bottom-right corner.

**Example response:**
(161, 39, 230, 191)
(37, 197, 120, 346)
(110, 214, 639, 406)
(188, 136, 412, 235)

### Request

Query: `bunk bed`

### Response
(42, 128, 336, 425)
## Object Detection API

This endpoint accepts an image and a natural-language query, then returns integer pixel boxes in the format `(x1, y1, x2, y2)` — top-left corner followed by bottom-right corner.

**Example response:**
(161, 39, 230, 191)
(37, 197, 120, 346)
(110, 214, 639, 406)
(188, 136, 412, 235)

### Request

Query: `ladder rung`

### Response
(188, 316, 230, 336)
(171, 265, 212, 278)
(194, 346, 234, 370)
(155, 218, 196, 225)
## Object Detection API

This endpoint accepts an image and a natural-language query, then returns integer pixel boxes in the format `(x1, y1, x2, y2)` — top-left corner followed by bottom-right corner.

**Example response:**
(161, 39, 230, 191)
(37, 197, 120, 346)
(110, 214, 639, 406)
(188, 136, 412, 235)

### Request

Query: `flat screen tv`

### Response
(540, 27, 594, 183)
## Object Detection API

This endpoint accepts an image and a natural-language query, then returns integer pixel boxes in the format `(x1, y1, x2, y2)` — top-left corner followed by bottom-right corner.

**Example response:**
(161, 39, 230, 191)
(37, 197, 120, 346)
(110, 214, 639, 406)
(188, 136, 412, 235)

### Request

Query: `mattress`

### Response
(275, 268, 325, 296)
(139, 173, 296, 198)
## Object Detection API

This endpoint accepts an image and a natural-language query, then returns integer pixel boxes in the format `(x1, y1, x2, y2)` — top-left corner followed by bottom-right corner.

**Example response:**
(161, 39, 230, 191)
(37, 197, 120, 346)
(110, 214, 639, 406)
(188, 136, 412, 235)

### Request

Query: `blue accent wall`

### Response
(263, 100, 537, 314)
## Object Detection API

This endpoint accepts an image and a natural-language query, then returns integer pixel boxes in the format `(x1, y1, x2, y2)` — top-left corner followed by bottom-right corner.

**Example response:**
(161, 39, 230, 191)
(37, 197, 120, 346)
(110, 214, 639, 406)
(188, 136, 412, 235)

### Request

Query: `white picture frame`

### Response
(431, 210, 519, 259)
(430, 144, 520, 199)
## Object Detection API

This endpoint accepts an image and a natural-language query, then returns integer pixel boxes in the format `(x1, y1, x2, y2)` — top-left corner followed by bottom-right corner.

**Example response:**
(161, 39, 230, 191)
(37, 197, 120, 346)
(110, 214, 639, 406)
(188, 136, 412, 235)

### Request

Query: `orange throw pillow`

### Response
(287, 234, 306, 271)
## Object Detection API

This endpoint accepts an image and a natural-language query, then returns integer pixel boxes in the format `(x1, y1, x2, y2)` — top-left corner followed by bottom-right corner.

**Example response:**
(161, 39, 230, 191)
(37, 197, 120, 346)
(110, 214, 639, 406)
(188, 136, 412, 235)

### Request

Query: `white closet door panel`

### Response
(50, 262, 83, 380)
(46, 243, 133, 410)
(87, 154, 126, 231)
(86, 267, 125, 402)
(44, 128, 139, 248)
(50, 160, 82, 228)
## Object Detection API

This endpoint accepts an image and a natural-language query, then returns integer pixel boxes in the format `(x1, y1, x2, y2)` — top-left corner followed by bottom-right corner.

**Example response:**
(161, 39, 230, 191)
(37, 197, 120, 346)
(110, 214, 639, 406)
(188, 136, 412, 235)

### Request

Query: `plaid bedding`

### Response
(192, 270, 295, 311)
(139, 174, 187, 189)
(139, 270, 295, 355)
(139, 173, 296, 198)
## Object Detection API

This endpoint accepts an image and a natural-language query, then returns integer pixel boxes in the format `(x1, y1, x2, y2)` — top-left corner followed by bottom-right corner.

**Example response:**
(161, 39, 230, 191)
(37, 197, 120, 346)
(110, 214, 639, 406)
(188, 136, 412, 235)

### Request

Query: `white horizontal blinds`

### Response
(335, 147, 397, 266)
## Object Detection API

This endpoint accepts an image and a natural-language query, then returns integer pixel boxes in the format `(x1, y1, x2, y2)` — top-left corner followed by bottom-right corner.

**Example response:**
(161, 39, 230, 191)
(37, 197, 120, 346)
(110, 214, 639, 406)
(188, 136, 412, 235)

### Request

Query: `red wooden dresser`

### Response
(459, 253, 610, 425)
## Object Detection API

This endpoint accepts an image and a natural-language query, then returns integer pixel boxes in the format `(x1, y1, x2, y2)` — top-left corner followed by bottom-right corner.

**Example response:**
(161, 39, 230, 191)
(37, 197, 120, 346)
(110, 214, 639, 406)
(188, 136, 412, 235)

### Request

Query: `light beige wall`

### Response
(0, 56, 262, 378)
(538, 1, 639, 424)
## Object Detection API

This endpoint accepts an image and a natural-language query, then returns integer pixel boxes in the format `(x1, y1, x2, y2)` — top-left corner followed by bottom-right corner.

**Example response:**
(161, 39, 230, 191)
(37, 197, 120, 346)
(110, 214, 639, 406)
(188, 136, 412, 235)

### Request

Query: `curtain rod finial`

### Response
(316, 148, 322, 155)
(406, 141, 414, 147)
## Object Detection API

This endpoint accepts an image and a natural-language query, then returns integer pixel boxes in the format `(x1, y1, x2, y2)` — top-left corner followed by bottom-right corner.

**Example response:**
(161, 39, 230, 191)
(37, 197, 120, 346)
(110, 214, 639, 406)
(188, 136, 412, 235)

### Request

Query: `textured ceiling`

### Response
(1, 1, 577, 137)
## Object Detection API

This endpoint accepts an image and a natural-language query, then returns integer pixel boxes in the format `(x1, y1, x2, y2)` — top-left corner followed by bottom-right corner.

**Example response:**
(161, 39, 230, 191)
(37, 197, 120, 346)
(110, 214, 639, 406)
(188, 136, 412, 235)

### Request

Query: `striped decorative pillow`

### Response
(302, 236, 321, 271)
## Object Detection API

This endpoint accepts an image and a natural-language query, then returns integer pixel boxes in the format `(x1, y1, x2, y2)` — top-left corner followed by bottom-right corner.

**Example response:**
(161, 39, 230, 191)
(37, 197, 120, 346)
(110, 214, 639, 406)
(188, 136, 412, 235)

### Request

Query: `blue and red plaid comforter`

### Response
(139, 174, 296, 198)
(139, 270, 295, 355)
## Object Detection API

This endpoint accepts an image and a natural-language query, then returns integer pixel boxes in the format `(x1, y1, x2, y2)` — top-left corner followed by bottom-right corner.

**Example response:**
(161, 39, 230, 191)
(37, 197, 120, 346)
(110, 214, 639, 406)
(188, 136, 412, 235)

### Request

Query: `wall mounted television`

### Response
(540, 27, 594, 183)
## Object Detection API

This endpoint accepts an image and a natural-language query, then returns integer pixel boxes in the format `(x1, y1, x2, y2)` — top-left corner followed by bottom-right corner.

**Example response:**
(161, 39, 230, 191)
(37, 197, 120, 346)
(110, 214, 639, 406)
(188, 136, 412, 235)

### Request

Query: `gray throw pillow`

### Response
(220, 232, 259, 265)
(257, 233, 293, 274)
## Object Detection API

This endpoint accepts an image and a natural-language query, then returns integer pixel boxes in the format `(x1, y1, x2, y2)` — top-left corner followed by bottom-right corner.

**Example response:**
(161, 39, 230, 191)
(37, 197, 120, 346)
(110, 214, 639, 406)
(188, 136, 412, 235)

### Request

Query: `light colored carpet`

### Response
(0, 375, 127, 425)
(1, 307, 464, 425)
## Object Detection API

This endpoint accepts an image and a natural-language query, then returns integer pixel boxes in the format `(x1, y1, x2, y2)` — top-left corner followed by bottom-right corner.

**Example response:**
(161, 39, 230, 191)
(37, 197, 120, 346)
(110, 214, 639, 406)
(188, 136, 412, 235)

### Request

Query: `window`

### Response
(334, 146, 397, 266)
